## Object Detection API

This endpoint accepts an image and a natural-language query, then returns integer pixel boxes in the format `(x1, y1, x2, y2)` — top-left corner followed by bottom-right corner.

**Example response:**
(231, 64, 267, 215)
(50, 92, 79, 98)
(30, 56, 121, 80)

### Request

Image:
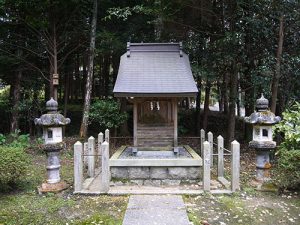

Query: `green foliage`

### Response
(6, 129, 30, 148)
(0, 130, 30, 148)
(0, 133, 5, 145)
(275, 101, 300, 150)
(89, 99, 128, 129)
(0, 86, 9, 133)
(274, 102, 300, 190)
(0, 146, 30, 191)
(275, 147, 300, 190)
(9, 134, 30, 148)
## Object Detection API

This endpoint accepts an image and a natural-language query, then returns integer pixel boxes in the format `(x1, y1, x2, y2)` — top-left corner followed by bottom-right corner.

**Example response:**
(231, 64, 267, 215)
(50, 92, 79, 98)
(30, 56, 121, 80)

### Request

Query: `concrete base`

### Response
(74, 172, 230, 195)
(111, 166, 201, 181)
(38, 181, 69, 194)
(250, 179, 278, 192)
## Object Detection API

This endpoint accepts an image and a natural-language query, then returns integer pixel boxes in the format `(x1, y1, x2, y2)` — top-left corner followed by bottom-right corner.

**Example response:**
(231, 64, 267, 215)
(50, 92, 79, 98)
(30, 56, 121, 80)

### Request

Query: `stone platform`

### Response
(74, 173, 232, 195)
(111, 166, 201, 181)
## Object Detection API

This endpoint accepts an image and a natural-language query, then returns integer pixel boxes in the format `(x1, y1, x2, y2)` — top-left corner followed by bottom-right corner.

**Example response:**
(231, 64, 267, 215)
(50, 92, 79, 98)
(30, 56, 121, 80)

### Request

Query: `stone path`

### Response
(122, 195, 190, 225)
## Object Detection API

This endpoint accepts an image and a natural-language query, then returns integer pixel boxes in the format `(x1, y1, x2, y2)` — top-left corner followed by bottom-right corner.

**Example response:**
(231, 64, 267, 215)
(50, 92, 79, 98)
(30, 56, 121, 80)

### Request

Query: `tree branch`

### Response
(0, 48, 50, 82)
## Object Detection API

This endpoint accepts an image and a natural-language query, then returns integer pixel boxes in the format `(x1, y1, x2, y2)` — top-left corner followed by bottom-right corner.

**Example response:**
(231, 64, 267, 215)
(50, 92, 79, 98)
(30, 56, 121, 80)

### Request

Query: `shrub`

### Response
(89, 99, 128, 129)
(0, 146, 30, 191)
(0, 133, 5, 145)
(275, 147, 300, 190)
(5, 130, 30, 148)
(274, 101, 300, 190)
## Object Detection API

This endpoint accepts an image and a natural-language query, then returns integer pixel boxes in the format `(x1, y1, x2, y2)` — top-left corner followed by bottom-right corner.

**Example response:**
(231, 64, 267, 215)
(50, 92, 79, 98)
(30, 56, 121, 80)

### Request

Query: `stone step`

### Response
(137, 130, 173, 133)
(136, 133, 174, 138)
(138, 136, 174, 141)
(137, 134, 173, 138)
(138, 141, 174, 147)
(137, 137, 173, 140)
(137, 127, 174, 130)
(137, 130, 173, 134)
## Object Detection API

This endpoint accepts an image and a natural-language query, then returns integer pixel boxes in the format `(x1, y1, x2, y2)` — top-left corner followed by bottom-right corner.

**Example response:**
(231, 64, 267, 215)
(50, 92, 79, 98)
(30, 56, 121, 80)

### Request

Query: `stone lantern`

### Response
(34, 98, 70, 192)
(245, 94, 281, 182)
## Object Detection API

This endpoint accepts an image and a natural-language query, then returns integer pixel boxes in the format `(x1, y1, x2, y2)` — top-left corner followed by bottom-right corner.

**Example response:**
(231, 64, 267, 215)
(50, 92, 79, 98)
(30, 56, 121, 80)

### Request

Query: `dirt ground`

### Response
(184, 190, 300, 225)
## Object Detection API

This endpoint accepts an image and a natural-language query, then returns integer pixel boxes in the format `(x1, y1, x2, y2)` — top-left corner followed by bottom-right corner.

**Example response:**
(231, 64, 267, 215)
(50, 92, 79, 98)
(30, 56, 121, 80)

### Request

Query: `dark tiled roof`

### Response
(113, 43, 198, 97)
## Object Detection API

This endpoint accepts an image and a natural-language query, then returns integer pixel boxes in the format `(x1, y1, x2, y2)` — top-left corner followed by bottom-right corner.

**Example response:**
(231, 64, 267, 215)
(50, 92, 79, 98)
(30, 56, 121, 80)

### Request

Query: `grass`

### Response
(0, 146, 128, 225)
(0, 193, 128, 225)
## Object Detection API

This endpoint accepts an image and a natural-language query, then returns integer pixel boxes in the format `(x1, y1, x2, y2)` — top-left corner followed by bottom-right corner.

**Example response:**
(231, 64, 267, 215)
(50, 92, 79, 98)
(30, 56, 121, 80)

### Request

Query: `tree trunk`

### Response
(112, 54, 120, 86)
(236, 73, 241, 117)
(103, 54, 110, 97)
(154, 0, 163, 40)
(119, 98, 129, 136)
(223, 73, 229, 114)
(227, 64, 238, 146)
(31, 91, 39, 136)
(195, 78, 201, 135)
(202, 81, 211, 131)
(10, 70, 22, 133)
(217, 80, 223, 112)
(81, 54, 87, 100)
(63, 71, 70, 117)
(185, 98, 190, 109)
(74, 54, 80, 101)
(48, 14, 59, 101)
(243, 2, 255, 140)
(79, 0, 98, 138)
(278, 73, 292, 115)
(270, 16, 284, 113)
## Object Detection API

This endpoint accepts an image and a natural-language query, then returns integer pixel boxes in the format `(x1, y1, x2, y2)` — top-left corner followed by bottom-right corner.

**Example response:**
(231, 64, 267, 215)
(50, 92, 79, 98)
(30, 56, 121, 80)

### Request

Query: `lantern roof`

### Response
(245, 111, 281, 125)
(34, 98, 70, 127)
(245, 94, 281, 125)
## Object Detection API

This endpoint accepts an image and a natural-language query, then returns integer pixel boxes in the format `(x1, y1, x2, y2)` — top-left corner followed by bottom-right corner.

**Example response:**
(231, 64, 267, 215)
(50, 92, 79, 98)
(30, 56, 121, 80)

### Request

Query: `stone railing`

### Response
(73, 129, 110, 194)
(200, 129, 240, 192)
(73, 128, 240, 194)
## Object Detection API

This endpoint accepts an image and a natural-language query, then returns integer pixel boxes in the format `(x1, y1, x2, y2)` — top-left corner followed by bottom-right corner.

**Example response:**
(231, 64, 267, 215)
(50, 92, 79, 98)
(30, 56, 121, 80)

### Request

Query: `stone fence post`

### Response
(200, 129, 205, 158)
(217, 135, 224, 178)
(203, 141, 211, 191)
(98, 132, 104, 165)
(105, 129, 109, 143)
(83, 142, 88, 166)
(74, 141, 83, 192)
(231, 140, 240, 192)
(100, 141, 110, 193)
(88, 136, 95, 177)
(207, 132, 213, 167)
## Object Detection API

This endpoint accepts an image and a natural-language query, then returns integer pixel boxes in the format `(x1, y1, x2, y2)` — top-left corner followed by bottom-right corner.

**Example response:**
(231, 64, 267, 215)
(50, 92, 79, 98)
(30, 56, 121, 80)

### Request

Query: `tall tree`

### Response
(271, 16, 284, 113)
(80, 0, 98, 138)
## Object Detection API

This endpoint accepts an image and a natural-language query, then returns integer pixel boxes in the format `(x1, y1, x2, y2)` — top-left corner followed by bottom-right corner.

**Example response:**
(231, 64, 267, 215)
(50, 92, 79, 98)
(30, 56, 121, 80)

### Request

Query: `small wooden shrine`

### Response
(113, 42, 198, 147)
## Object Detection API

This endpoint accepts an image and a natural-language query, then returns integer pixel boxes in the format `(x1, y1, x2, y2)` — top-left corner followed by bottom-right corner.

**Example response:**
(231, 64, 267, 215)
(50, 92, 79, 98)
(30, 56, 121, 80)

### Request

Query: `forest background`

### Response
(0, 0, 299, 144)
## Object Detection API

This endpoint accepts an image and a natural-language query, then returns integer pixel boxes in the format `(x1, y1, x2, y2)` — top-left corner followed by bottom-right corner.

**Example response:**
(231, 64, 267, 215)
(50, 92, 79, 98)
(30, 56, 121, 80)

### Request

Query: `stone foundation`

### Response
(111, 166, 201, 181)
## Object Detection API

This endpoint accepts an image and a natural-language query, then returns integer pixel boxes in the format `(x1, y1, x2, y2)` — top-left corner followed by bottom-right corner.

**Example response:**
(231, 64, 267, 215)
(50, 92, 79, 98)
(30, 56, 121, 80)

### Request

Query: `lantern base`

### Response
(38, 180, 69, 194)
(250, 179, 278, 192)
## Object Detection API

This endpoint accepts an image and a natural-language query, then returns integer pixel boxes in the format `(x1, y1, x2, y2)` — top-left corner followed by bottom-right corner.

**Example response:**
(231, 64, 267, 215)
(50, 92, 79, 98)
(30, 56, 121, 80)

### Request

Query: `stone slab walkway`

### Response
(122, 195, 190, 225)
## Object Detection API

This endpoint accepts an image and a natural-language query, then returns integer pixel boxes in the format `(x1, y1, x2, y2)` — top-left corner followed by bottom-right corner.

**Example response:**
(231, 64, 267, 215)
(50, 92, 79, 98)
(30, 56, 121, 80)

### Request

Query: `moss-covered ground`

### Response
(184, 191, 300, 225)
